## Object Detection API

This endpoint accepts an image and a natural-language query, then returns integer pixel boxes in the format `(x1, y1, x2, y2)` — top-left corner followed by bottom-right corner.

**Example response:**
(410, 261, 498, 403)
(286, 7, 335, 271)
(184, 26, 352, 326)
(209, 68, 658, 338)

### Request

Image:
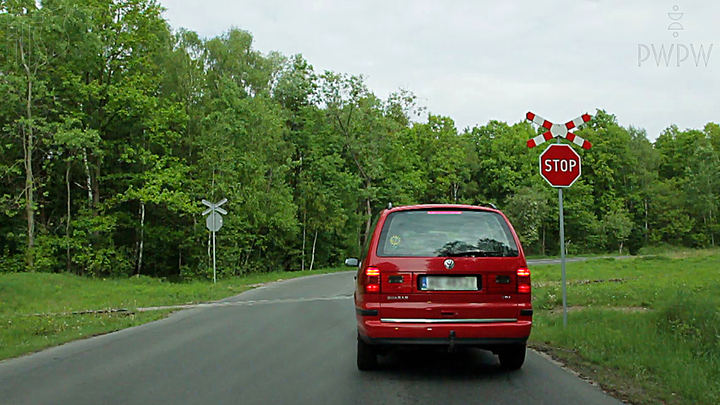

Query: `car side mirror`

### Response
(344, 258, 359, 267)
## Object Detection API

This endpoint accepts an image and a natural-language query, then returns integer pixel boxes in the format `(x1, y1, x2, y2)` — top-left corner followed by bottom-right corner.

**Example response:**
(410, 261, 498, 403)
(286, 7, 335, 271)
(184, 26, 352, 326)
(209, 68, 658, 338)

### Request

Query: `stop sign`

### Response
(539, 144, 581, 187)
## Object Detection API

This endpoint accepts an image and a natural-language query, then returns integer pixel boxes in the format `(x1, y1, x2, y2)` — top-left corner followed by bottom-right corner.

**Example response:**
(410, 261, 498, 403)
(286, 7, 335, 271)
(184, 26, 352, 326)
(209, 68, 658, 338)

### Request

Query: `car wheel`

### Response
(357, 335, 378, 371)
(498, 344, 526, 370)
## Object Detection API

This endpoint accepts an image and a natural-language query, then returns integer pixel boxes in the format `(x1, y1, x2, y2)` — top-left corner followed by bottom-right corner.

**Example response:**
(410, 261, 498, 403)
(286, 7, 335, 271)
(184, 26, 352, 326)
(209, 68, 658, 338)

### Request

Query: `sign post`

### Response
(202, 198, 227, 284)
(527, 112, 592, 327)
(559, 180, 566, 327)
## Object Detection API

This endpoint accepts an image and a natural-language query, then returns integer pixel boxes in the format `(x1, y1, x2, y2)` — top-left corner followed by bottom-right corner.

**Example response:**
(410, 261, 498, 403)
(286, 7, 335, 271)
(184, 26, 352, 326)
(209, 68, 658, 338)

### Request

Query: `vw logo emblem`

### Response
(444, 259, 455, 270)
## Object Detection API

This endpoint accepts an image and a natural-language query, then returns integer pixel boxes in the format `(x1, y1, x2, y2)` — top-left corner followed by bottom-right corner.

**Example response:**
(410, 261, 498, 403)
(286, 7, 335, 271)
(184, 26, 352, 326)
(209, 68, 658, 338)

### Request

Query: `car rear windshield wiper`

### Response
(442, 250, 507, 257)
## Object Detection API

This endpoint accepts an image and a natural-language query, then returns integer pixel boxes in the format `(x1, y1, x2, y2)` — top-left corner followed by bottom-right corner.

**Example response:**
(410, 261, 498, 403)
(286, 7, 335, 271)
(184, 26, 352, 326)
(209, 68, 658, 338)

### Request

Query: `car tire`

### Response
(357, 335, 378, 371)
(498, 344, 526, 370)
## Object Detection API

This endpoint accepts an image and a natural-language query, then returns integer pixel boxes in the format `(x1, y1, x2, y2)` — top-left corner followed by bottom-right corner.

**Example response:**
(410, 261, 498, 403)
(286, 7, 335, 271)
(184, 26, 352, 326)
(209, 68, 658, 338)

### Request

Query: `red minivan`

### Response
(347, 204, 532, 371)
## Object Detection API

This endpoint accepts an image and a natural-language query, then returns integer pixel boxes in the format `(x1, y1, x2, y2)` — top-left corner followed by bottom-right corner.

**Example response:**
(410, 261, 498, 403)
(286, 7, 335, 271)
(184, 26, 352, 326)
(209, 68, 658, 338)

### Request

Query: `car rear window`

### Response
(376, 209, 519, 257)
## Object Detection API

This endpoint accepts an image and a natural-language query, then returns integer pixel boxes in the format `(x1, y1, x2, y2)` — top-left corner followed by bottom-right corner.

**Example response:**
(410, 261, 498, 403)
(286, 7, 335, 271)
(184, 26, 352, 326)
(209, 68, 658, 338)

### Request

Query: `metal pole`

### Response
(212, 229, 217, 284)
(559, 188, 567, 327)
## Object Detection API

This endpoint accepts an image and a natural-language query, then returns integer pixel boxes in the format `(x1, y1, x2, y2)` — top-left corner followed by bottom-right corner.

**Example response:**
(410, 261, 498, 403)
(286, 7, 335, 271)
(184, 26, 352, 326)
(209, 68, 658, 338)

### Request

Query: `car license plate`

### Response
(420, 276, 478, 291)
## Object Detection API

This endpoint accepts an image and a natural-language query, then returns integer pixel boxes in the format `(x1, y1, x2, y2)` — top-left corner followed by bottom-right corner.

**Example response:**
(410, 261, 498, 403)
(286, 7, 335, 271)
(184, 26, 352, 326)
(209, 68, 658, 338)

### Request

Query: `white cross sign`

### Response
(202, 198, 228, 217)
(201, 198, 228, 284)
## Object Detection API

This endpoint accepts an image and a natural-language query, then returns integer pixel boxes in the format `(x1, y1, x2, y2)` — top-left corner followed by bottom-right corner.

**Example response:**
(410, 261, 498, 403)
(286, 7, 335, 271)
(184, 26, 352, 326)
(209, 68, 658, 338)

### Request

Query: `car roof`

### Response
(384, 204, 500, 215)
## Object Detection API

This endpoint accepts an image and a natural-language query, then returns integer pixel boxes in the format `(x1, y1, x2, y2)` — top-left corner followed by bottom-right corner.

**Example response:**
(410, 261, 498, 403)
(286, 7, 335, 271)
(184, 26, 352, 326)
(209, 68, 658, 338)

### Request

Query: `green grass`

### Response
(0, 267, 349, 361)
(637, 245, 720, 258)
(0, 311, 171, 361)
(525, 252, 627, 260)
(530, 254, 720, 405)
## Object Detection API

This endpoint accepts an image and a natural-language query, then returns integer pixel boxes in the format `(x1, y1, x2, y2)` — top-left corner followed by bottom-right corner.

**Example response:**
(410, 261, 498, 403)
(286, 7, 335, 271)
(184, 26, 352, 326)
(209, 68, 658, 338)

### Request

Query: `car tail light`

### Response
(365, 267, 380, 293)
(517, 268, 531, 293)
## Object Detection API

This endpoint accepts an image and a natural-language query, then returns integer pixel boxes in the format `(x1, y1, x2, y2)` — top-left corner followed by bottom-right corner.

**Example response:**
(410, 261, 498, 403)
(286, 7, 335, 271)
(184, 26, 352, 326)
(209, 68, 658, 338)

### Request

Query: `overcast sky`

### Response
(159, 0, 719, 141)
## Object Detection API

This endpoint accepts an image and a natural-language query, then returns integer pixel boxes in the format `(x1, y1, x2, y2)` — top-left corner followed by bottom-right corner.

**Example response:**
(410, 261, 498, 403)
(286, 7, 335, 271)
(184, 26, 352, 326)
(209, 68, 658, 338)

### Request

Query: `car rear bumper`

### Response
(358, 319, 532, 343)
(360, 335, 528, 346)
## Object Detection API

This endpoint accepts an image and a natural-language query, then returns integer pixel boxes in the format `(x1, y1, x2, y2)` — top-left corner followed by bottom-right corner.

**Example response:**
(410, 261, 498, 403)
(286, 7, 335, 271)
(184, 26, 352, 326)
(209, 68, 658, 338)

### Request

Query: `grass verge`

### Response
(0, 267, 348, 361)
(530, 254, 720, 405)
(525, 252, 628, 260)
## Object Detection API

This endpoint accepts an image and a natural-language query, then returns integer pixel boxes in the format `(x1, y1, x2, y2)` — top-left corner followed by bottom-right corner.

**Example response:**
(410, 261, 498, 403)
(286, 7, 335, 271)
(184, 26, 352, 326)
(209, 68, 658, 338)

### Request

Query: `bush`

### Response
(33, 234, 66, 273)
(657, 290, 720, 358)
(0, 249, 25, 273)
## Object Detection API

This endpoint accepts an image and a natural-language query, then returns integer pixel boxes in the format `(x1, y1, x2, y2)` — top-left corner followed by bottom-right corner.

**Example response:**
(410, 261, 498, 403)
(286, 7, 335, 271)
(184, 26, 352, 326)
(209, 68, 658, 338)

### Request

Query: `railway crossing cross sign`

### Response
(202, 198, 227, 284)
(203, 199, 227, 232)
(526, 112, 592, 150)
(526, 111, 594, 329)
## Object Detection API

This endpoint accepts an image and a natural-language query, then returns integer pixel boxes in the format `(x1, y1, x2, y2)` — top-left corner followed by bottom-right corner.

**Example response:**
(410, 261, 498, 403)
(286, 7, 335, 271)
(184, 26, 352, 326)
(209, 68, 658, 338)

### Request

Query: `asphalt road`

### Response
(0, 271, 624, 405)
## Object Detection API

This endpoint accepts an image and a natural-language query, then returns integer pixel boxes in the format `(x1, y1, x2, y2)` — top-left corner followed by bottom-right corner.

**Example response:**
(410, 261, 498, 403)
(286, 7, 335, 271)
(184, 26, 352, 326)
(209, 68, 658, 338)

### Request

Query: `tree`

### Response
(503, 185, 551, 251)
(602, 208, 634, 254)
(415, 116, 475, 204)
(468, 120, 538, 204)
(683, 137, 720, 246)
(0, 2, 58, 269)
(193, 28, 299, 275)
(318, 72, 392, 249)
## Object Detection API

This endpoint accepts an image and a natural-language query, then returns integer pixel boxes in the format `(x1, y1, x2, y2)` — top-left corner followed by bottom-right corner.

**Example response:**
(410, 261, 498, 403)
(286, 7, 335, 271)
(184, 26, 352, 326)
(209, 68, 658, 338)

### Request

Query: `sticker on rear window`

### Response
(389, 235, 401, 248)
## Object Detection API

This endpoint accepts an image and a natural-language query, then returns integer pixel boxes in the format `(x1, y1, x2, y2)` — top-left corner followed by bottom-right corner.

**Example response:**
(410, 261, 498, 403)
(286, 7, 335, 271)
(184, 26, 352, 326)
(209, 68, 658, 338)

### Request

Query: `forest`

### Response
(1, 0, 719, 279)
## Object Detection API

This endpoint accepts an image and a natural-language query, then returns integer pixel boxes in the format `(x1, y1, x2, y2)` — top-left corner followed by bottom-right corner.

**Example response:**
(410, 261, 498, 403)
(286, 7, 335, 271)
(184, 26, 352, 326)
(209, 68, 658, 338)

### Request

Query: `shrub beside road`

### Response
(530, 252, 720, 405)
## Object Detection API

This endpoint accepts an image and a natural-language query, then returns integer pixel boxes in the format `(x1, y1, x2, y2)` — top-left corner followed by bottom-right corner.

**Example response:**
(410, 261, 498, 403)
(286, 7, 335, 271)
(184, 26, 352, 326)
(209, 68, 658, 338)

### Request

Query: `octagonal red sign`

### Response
(539, 144, 581, 187)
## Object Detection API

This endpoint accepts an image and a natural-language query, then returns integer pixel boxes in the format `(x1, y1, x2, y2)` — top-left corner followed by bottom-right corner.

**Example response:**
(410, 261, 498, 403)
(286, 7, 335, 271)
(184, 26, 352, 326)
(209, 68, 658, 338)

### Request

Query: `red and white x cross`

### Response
(526, 112, 592, 149)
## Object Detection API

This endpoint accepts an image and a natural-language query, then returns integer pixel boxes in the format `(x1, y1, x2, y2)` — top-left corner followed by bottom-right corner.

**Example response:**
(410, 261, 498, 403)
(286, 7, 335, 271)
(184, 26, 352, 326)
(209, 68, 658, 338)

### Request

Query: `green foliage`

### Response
(0, 0, 719, 276)
(504, 185, 551, 247)
(601, 208, 634, 254)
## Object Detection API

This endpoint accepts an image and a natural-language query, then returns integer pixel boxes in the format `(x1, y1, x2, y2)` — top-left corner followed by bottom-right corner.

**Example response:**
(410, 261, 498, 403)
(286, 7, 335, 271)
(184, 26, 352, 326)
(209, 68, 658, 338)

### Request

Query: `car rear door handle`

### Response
(441, 311, 456, 316)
